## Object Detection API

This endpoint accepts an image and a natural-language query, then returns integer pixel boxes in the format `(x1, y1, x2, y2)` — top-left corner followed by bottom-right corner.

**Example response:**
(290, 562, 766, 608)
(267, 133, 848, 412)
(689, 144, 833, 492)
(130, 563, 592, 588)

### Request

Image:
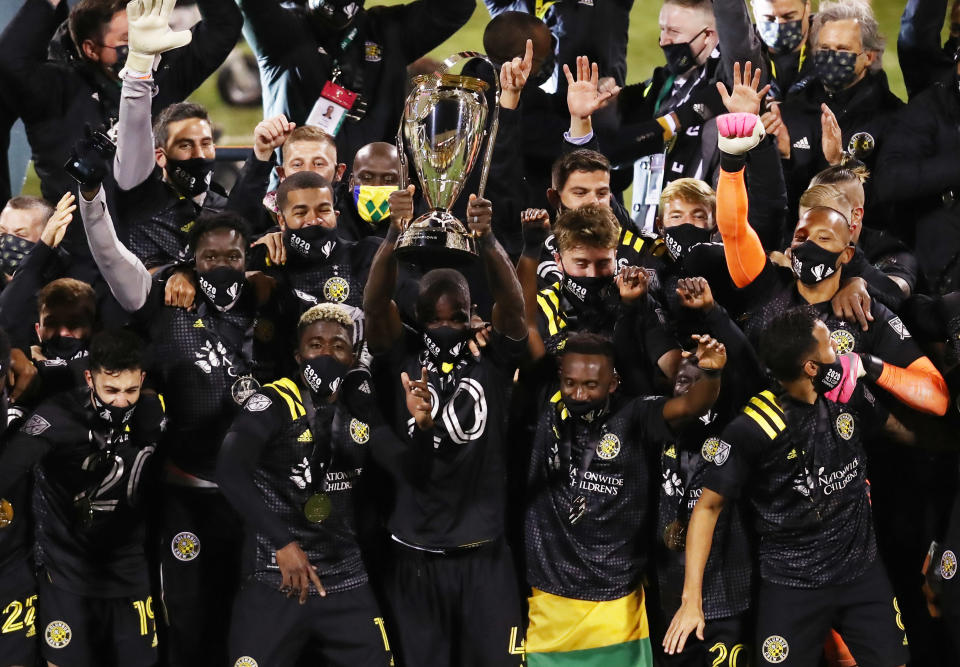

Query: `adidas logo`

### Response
(792, 137, 810, 150)
(193, 319, 204, 328)
(298, 430, 313, 443)
(664, 445, 677, 459)
(787, 449, 797, 460)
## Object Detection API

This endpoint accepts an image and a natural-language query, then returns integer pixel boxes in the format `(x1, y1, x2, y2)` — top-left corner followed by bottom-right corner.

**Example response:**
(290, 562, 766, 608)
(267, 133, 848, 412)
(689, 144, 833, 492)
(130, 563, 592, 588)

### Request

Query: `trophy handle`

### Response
(435, 51, 501, 200)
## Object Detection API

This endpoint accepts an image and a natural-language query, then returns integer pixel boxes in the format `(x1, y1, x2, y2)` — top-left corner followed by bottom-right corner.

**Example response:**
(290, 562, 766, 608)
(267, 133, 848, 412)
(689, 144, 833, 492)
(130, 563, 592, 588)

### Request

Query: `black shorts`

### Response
(37, 571, 156, 667)
(159, 484, 243, 667)
(659, 614, 750, 667)
(0, 559, 38, 667)
(384, 538, 524, 667)
(228, 580, 392, 667)
(755, 559, 909, 667)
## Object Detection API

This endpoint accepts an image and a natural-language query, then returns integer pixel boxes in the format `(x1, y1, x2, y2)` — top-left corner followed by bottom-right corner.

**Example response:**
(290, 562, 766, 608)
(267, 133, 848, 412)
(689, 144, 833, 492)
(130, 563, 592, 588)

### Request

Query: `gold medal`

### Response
(663, 520, 687, 552)
(231, 376, 261, 405)
(0, 499, 12, 528)
(303, 493, 332, 523)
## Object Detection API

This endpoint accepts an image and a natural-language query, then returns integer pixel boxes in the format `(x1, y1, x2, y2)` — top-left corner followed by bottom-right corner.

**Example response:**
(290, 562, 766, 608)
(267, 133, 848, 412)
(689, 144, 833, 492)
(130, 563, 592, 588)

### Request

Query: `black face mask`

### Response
(423, 325, 471, 374)
(791, 240, 843, 285)
(91, 389, 137, 426)
(758, 18, 805, 52)
(306, 0, 364, 32)
(663, 224, 712, 261)
(283, 226, 340, 263)
(0, 234, 35, 274)
(811, 358, 844, 394)
(42, 336, 88, 362)
(108, 44, 129, 77)
(563, 396, 608, 422)
(662, 28, 708, 76)
(166, 157, 215, 197)
(197, 266, 244, 311)
(561, 271, 615, 311)
(300, 354, 350, 399)
(814, 49, 859, 91)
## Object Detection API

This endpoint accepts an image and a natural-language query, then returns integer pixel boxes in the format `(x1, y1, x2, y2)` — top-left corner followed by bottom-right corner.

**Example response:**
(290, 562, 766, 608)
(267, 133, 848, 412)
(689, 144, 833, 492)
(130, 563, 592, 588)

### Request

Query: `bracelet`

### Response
(699, 366, 722, 377)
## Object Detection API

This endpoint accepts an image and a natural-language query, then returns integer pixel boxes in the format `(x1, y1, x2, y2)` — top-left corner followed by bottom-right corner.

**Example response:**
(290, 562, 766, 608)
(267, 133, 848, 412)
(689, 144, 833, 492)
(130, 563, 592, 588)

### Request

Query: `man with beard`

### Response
(0, 328, 165, 667)
(79, 185, 272, 666)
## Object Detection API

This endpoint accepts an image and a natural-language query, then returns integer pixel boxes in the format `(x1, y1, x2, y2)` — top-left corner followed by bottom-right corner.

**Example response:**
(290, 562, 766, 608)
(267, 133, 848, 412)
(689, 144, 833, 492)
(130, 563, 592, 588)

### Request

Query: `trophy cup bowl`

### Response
(395, 54, 501, 264)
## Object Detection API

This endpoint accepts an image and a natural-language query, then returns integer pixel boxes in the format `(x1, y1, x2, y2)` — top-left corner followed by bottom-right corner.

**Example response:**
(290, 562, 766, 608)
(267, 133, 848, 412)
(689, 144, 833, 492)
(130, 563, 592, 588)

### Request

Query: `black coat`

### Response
(239, 0, 474, 172)
(0, 0, 242, 260)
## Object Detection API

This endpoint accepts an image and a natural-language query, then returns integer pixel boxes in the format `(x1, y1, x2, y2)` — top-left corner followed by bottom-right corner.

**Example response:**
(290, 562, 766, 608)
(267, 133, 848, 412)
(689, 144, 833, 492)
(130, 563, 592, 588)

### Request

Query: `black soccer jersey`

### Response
(0, 389, 164, 597)
(135, 276, 268, 479)
(224, 376, 390, 595)
(374, 326, 526, 549)
(524, 391, 672, 601)
(704, 387, 889, 589)
(656, 421, 753, 621)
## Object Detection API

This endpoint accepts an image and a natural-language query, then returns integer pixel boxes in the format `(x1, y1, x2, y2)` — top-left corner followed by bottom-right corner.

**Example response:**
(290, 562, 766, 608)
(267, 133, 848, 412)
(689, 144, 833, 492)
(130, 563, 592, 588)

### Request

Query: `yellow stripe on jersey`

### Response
(538, 294, 560, 336)
(623, 230, 634, 246)
(759, 390, 783, 411)
(266, 378, 306, 421)
(537, 284, 567, 336)
(550, 391, 562, 404)
(157, 394, 166, 413)
(749, 396, 786, 431)
(743, 406, 778, 439)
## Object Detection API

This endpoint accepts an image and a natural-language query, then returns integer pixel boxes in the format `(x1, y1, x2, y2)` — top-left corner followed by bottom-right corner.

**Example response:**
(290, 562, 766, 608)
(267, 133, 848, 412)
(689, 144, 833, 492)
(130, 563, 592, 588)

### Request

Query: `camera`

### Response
(64, 127, 117, 189)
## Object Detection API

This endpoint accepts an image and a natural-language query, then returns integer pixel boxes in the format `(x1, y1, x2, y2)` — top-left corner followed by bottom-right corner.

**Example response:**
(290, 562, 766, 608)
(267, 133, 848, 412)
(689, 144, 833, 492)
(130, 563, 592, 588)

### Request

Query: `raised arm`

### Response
(662, 334, 726, 427)
(79, 187, 153, 312)
(468, 195, 526, 339)
(362, 188, 409, 353)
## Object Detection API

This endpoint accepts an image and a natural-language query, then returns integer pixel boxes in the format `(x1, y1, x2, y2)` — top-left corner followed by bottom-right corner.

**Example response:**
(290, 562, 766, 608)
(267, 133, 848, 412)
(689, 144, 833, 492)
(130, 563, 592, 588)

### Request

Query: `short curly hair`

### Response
(553, 204, 620, 253)
(297, 303, 354, 339)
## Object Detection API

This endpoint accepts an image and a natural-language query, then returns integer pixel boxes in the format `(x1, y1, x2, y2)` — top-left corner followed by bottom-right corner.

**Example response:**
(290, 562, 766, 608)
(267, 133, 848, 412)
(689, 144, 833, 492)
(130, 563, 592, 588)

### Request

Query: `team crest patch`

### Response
(835, 413, 855, 440)
(22, 414, 51, 436)
(761, 635, 789, 663)
(244, 393, 272, 413)
(349, 418, 370, 444)
(701, 438, 730, 465)
(830, 329, 856, 354)
(888, 317, 910, 340)
(364, 41, 382, 62)
(235, 658, 258, 667)
(323, 276, 350, 303)
(45, 621, 71, 648)
(941, 550, 957, 580)
(171, 532, 201, 562)
(596, 433, 621, 460)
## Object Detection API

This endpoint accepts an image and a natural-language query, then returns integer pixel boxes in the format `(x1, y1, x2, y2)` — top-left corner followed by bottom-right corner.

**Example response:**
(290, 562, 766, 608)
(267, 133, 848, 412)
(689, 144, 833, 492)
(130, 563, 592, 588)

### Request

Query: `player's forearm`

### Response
(872, 356, 949, 416)
(362, 226, 402, 352)
(481, 235, 526, 339)
(680, 491, 724, 603)
(115, 73, 158, 191)
(666, 375, 721, 425)
(79, 187, 152, 312)
(716, 167, 765, 288)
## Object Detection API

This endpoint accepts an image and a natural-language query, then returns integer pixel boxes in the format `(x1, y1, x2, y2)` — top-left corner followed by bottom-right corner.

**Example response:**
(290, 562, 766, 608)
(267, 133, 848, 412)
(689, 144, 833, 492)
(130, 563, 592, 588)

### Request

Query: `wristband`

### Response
(859, 353, 883, 382)
(719, 151, 746, 173)
(699, 366, 722, 377)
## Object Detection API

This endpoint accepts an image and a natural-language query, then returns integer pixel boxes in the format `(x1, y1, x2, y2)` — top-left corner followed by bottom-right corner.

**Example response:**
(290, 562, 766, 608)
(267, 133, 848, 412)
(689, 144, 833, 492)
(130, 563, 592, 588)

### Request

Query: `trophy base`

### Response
(394, 210, 478, 266)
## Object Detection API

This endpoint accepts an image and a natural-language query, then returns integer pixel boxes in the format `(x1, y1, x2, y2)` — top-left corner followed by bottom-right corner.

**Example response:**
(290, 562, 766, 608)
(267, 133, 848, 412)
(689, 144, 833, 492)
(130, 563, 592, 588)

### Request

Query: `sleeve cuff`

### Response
(564, 130, 594, 145)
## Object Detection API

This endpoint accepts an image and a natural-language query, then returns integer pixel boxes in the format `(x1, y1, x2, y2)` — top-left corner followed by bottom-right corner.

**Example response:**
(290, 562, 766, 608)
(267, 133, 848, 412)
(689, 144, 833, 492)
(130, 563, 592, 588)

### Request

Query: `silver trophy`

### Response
(395, 52, 501, 263)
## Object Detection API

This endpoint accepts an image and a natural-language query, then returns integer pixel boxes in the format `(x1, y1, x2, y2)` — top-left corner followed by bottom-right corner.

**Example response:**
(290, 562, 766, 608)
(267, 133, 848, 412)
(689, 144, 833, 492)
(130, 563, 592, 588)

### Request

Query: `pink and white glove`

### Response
(717, 113, 765, 155)
(823, 352, 863, 404)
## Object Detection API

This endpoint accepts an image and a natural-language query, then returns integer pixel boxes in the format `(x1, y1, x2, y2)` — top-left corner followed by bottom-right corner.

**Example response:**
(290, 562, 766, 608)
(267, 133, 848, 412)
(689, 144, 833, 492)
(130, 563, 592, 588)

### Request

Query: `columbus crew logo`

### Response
(323, 276, 350, 303)
(830, 328, 856, 354)
(835, 413, 855, 440)
(596, 433, 621, 460)
(349, 418, 370, 444)
(235, 658, 259, 667)
(171, 532, 201, 562)
(0, 498, 13, 528)
(761, 635, 789, 663)
(941, 550, 958, 580)
(45, 621, 72, 648)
